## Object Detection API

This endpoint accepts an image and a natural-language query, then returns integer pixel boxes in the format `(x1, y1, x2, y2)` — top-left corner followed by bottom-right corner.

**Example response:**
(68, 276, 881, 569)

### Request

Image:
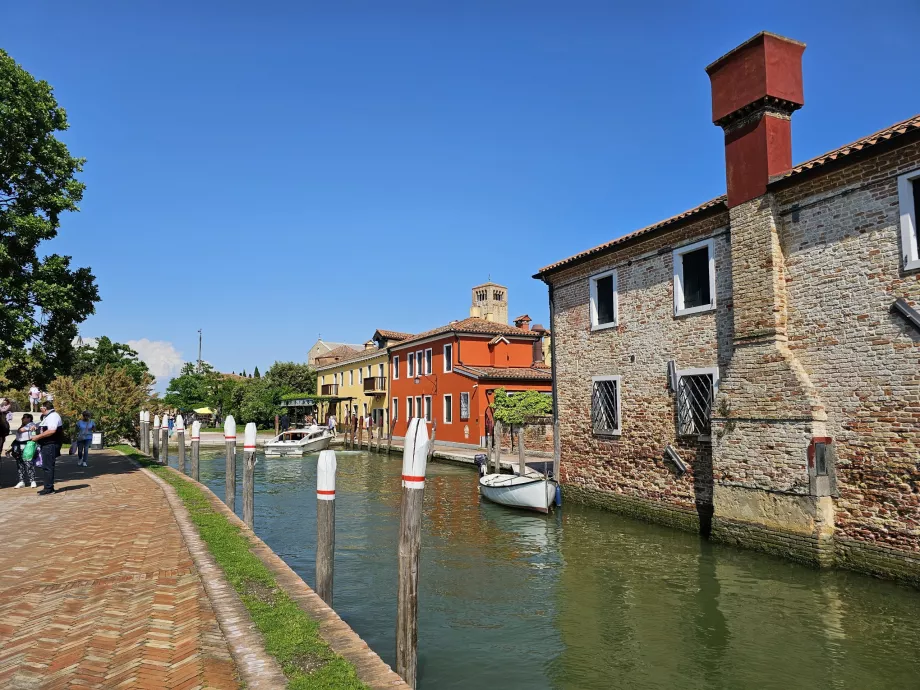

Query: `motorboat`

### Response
(477, 461, 558, 514)
(263, 425, 333, 457)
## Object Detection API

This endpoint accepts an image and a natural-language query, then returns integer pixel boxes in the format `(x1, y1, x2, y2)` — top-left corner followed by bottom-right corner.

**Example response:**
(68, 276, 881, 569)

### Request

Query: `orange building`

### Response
(388, 316, 551, 447)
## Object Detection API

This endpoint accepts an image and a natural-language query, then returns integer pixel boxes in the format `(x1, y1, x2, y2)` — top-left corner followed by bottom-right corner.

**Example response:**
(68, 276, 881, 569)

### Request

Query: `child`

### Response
(12, 414, 38, 489)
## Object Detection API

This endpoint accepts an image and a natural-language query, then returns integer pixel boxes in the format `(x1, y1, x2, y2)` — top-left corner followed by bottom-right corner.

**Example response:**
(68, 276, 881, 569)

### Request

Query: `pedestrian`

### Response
(167, 414, 175, 436)
(11, 413, 38, 489)
(31, 397, 65, 495)
(75, 410, 95, 468)
(29, 384, 41, 412)
(0, 397, 11, 458)
(280, 412, 290, 432)
(327, 413, 336, 437)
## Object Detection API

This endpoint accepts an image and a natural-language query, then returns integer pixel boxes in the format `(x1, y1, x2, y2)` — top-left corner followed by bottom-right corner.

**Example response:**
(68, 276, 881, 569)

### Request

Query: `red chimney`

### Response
(706, 32, 805, 208)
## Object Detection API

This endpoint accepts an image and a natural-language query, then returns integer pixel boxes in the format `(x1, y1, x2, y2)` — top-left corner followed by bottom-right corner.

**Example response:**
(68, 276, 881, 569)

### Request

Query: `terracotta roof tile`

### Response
(394, 317, 540, 348)
(374, 329, 413, 341)
(455, 365, 552, 382)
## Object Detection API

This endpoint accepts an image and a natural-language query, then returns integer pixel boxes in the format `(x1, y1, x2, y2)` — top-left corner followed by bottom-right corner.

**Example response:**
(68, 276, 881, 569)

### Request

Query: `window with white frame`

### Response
(407, 397, 414, 420)
(591, 376, 622, 436)
(443, 394, 453, 423)
(589, 268, 618, 330)
(424, 395, 432, 422)
(424, 348, 432, 375)
(392, 397, 398, 422)
(443, 343, 453, 372)
(349, 370, 354, 386)
(898, 169, 920, 270)
(407, 352, 415, 377)
(378, 363, 384, 378)
(416, 350, 424, 376)
(393, 356, 400, 380)
(367, 365, 372, 378)
(359, 368, 363, 384)
(673, 238, 716, 316)
(415, 396, 422, 419)
(321, 375, 325, 386)
(675, 367, 719, 437)
(460, 392, 470, 420)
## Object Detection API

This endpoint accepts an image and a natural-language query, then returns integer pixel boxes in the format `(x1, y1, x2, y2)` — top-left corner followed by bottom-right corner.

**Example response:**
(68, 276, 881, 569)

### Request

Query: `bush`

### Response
(491, 388, 552, 426)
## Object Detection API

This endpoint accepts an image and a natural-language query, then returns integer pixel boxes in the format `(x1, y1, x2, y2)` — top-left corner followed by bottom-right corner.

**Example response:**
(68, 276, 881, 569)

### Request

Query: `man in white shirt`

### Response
(327, 414, 336, 437)
(29, 385, 40, 412)
(31, 397, 65, 495)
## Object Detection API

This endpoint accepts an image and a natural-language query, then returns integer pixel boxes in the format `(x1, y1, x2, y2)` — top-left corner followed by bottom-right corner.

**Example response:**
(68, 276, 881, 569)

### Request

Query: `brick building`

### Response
(536, 32, 920, 583)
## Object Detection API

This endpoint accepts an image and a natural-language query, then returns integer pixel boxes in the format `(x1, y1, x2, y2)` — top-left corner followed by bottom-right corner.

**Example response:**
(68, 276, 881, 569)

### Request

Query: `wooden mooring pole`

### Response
(143, 411, 150, 454)
(396, 418, 429, 688)
(376, 415, 383, 453)
(427, 420, 436, 462)
(152, 415, 160, 463)
(358, 422, 364, 451)
(316, 449, 336, 606)
(139, 411, 146, 454)
(161, 419, 169, 467)
(224, 415, 237, 512)
(517, 426, 526, 475)
(387, 410, 393, 456)
(176, 416, 186, 474)
(492, 419, 502, 474)
(243, 422, 257, 528)
(191, 420, 201, 481)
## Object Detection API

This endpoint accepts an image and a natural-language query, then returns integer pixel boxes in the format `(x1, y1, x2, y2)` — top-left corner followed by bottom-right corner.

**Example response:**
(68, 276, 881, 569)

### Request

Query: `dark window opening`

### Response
(595, 274, 615, 325)
(913, 179, 920, 240)
(677, 374, 714, 436)
(592, 379, 620, 435)
(681, 247, 711, 309)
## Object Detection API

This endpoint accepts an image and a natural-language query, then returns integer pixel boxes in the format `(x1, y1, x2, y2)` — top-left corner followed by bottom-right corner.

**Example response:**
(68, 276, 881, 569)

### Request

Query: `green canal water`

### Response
(188, 449, 920, 689)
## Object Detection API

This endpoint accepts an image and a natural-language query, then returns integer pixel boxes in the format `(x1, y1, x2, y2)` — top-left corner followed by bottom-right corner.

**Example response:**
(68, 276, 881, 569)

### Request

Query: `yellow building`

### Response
(314, 330, 412, 429)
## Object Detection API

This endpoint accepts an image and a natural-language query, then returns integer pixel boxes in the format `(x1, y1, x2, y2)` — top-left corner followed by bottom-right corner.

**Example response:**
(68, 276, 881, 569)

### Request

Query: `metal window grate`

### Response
(677, 374, 713, 436)
(592, 379, 620, 435)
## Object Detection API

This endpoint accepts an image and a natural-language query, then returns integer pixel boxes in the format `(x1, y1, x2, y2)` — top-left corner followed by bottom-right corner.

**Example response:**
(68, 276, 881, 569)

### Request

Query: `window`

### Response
(676, 367, 719, 437)
(321, 375, 325, 385)
(443, 394, 453, 423)
(392, 397, 398, 422)
(673, 238, 716, 316)
(424, 348, 432, 375)
(898, 169, 920, 270)
(393, 356, 400, 380)
(407, 397, 414, 420)
(349, 370, 354, 386)
(363, 402, 368, 414)
(591, 376, 622, 436)
(443, 344, 453, 372)
(416, 351, 424, 376)
(367, 365, 372, 378)
(415, 396, 422, 420)
(359, 368, 363, 384)
(378, 363, 384, 378)
(460, 392, 470, 420)
(589, 269, 618, 330)
(407, 353, 415, 377)
(424, 395, 432, 422)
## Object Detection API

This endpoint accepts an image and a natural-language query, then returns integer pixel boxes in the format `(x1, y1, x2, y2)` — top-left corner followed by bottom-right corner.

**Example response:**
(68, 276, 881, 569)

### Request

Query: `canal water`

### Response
(188, 449, 920, 689)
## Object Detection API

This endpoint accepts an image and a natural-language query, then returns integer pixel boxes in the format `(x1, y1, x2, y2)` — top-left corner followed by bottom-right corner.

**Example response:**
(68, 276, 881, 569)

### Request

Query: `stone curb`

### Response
(139, 464, 289, 689)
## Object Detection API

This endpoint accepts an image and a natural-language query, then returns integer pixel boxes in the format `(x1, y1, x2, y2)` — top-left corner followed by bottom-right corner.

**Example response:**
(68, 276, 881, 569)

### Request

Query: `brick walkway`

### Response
(0, 450, 241, 689)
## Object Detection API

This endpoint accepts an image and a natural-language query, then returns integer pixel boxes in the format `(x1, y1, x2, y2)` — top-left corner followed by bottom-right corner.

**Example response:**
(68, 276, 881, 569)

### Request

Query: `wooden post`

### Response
(553, 419, 561, 481)
(139, 411, 145, 453)
(274, 414, 279, 437)
(176, 416, 186, 474)
(357, 422, 364, 451)
(224, 415, 237, 512)
(191, 420, 201, 482)
(493, 419, 502, 474)
(152, 415, 161, 463)
(376, 415, 383, 453)
(386, 410, 393, 456)
(517, 425, 526, 476)
(243, 422, 257, 528)
(316, 449, 336, 606)
(396, 418, 429, 688)
(143, 411, 150, 454)
(427, 420, 436, 462)
(161, 421, 169, 467)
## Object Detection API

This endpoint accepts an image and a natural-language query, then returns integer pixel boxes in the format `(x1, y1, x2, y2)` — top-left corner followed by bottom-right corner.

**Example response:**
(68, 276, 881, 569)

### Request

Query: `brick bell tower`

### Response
(706, 33, 834, 566)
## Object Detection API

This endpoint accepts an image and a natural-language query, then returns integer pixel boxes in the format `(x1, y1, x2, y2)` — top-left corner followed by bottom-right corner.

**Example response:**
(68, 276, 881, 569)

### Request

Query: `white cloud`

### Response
(127, 339, 184, 383)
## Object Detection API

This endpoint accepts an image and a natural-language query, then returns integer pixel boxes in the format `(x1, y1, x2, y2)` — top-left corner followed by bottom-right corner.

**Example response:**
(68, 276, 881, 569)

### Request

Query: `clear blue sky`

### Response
(4, 1, 919, 387)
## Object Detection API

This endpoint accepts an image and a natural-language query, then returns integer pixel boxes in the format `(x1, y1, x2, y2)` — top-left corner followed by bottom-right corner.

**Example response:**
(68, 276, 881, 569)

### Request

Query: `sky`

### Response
(4, 1, 919, 390)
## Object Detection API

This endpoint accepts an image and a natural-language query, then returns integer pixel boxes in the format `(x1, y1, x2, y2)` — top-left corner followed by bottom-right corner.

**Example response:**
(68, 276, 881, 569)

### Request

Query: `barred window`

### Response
(676, 368, 718, 437)
(591, 376, 621, 436)
(460, 392, 470, 420)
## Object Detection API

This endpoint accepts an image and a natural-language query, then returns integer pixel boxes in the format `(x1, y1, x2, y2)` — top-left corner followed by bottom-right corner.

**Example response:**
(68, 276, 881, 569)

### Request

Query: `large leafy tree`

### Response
(0, 49, 99, 388)
(491, 388, 553, 426)
(264, 361, 316, 394)
(72, 336, 150, 385)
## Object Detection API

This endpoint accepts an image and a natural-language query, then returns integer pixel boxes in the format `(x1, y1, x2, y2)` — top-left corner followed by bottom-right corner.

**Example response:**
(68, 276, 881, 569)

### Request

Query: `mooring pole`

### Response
(161, 419, 170, 467)
(396, 418, 429, 688)
(243, 422, 257, 528)
(138, 410, 145, 453)
(518, 426, 526, 476)
(176, 415, 186, 474)
(191, 420, 201, 482)
(316, 449, 336, 606)
(493, 419, 502, 474)
(427, 419, 436, 462)
(224, 415, 237, 512)
(143, 411, 150, 454)
(387, 410, 393, 456)
(152, 414, 161, 463)
(274, 414, 279, 437)
(357, 421, 364, 451)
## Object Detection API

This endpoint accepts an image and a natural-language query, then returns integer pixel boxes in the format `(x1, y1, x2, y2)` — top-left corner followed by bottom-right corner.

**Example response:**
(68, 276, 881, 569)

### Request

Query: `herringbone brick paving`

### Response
(0, 451, 241, 689)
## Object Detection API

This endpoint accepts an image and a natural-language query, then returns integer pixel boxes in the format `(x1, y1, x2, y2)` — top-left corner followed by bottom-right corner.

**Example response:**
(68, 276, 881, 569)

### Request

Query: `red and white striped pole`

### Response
(190, 420, 201, 482)
(176, 414, 186, 475)
(152, 414, 162, 464)
(316, 449, 337, 606)
(242, 422, 257, 528)
(396, 417, 429, 688)
(224, 415, 237, 512)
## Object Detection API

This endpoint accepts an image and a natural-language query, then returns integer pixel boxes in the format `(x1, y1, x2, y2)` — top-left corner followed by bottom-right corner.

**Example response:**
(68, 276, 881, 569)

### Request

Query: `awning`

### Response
(193, 407, 214, 414)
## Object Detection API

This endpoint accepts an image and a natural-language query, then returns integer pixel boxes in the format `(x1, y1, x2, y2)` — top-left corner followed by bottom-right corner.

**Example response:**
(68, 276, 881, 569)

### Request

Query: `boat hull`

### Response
(479, 474, 556, 513)
(264, 435, 332, 457)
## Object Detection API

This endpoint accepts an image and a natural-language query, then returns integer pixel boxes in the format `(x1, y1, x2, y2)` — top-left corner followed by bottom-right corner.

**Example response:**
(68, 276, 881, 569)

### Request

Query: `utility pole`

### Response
(197, 329, 202, 372)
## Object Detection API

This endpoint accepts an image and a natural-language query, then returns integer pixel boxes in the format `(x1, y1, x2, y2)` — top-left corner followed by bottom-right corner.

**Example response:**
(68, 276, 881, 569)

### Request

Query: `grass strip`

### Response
(114, 445, 368, 690)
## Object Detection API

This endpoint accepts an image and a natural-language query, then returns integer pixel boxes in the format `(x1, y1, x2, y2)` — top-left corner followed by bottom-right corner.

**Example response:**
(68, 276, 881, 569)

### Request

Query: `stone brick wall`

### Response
(497, 422, 554, 454)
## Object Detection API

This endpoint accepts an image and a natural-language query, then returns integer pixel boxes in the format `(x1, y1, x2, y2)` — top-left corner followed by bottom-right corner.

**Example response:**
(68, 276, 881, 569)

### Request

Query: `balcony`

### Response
(363, 376, 386, 395)
(321, 384, 339, 396)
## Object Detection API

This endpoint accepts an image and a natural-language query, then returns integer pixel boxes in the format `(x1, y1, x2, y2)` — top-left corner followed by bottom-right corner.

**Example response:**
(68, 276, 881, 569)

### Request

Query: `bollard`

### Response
(493, 419, 502, 474)
(376, 416, 382, 454)
(152, 414, 161, 463)
(316, 449, 336, 606)
(518, 426, 526, 476)
(161, 417, 169, 467)
(139, 410, 145, 453)
(427, 420, 436, 462)
(243, 422, 257, 528)
(176, 415, 186, 474)
(357, 422, 363, 451)
(224, 415, 237, 512)
(191, 420, 201, 482)
(396, 418, 429, 688)
(143, 411, 150, 454)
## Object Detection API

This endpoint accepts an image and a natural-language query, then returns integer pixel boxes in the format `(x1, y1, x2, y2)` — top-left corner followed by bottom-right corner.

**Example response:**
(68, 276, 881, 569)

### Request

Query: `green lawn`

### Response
(114, 445, 367, 690)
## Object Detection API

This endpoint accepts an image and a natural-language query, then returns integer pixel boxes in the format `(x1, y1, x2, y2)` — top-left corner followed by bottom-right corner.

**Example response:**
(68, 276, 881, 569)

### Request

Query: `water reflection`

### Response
(189, 450, 920, 689)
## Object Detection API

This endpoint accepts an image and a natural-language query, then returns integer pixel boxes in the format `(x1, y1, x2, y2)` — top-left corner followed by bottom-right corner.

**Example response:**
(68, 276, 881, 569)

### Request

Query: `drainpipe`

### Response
(547, 281, 560, 481)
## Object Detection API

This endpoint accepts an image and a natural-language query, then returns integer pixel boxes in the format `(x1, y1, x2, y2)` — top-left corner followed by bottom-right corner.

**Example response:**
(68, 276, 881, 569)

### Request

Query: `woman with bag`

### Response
(11, 414, 38, 489)
(75, 411, 95, 467)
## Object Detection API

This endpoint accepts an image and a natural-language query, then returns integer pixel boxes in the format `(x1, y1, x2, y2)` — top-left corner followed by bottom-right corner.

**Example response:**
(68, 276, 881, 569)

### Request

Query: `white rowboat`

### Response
(478, 472, 557, 514)
(264, 425, 333, 457)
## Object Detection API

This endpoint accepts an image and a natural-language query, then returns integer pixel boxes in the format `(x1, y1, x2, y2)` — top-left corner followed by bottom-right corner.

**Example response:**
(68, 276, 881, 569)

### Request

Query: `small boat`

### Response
(477, 465, 558, 514)
(264, 425, 333, 457)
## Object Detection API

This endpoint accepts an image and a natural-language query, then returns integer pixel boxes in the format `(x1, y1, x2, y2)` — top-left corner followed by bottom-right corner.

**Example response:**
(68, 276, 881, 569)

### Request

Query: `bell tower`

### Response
(470, 281, 508, 324)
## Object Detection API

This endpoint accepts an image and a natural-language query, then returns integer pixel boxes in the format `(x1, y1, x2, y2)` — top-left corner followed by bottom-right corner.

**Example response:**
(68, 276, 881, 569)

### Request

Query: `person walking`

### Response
(0, 397, 12, 458)
(31, 397, 65, 495)
(75, 410, 95, 467)
(280, 412, 290, 432)
(11, 414, 38, 489)
(327, 413, 336, 437)
(167, 415, 175, 436)
(29, 385, 41, 412)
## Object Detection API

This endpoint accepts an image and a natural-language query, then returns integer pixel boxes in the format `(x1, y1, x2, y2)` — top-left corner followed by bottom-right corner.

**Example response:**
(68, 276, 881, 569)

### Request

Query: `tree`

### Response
(0, 49, 99, 388)
(253, 366, 260, 379)
(72, 336, 150, 385)
(52, 366, 153, 445)
(163, 362, 211, 410)
(491, 388, 553, 426)
(236, 378, 282, 427)
(241, 369, 247, 377)
(264, 361, 316, 394)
